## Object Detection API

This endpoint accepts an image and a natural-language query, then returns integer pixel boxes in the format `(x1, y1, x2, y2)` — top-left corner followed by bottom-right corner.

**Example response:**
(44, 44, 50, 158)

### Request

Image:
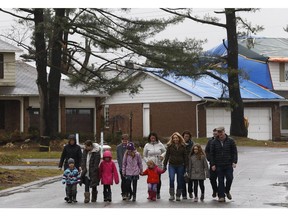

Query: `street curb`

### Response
(0, 175, 62, 197)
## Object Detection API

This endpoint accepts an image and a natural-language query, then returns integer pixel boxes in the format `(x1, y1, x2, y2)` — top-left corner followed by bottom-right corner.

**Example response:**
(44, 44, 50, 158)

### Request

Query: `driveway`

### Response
(0, 146, 287, 209)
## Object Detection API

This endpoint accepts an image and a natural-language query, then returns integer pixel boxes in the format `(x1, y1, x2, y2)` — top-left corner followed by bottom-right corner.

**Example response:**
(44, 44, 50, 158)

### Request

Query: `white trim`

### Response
(143, 103, 150, 137)
(19, 98, 24, 132)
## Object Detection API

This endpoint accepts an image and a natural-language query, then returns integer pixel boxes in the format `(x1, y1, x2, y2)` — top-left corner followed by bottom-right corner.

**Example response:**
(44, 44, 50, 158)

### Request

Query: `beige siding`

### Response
(270, 62, 288, 90)
(105, 75, 200, 105)
(0, 53, 16, 86)
(29, 97, 40, 108)
(66, 97, 95, 108)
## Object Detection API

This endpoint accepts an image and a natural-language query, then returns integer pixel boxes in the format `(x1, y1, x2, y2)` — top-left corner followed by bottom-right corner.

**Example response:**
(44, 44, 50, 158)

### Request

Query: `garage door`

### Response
(206, 107, 271, 140)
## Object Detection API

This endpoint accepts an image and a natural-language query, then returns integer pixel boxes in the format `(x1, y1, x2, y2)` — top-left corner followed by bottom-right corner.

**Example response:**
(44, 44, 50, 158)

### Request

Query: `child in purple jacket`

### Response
(122, 142, 143, 201)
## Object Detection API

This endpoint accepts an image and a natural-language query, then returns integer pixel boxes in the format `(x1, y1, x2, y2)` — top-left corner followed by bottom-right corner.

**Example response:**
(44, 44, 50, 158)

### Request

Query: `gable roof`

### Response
(238, 37, 288, 60)
(0, 61, 106, 97)
(144, 68, 284, 101)
(0, 39, 22, 53)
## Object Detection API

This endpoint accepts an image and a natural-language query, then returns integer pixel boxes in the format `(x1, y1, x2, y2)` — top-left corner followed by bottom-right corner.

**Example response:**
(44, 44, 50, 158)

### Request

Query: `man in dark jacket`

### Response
(59, 134, 82, 171)
(205, 128, 218, 198)
(210, 126, 238, 202)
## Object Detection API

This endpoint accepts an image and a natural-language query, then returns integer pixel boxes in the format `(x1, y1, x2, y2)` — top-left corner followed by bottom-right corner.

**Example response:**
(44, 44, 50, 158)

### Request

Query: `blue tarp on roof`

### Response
(207, 40, 273, 90)
(145, 68, 283, 100)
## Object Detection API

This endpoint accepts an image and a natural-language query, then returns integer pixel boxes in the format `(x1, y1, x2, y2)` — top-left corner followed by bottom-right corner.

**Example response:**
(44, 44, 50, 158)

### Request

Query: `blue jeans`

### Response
(216, 165, 234, 198)
(168, 165, 185, 190)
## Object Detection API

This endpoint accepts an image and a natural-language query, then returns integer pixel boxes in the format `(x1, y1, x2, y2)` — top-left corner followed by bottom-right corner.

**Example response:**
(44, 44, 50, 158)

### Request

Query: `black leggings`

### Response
(192, 180, 204, 198)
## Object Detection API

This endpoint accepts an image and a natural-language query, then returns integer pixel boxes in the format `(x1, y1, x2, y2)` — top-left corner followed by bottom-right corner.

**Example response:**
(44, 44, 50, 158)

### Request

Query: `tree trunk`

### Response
(225, 9, 247, 137)
(48, 9, 66, 137)
(34, 9, 49, 136)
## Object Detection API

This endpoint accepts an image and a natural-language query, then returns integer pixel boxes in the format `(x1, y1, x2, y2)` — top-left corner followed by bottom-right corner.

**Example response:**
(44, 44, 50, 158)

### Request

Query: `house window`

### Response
(279, 62, 288, 82)
(281, 106, 288, 130)
(0, 54, 4, 79)
(104, 105, 109, 128)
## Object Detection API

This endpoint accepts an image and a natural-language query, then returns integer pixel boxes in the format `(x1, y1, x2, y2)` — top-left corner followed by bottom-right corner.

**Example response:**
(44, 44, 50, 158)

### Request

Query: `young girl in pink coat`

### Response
(99, 150, 119, 202)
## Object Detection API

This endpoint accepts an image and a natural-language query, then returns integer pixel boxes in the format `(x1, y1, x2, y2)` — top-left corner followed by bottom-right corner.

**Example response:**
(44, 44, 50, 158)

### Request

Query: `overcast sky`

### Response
(1, 7, 288, 52)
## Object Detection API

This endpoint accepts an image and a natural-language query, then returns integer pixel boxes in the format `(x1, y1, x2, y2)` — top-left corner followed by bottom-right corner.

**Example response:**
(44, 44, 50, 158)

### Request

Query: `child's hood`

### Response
(103, 150, 112, 158)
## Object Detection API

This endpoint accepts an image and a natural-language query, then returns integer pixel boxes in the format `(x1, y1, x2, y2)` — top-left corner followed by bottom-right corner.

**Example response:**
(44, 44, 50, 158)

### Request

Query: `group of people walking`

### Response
(59, 126, 238, 204)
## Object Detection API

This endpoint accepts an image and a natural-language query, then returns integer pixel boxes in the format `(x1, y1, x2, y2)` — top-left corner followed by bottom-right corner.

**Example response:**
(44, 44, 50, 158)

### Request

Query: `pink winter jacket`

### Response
(99, 151, 119, 185)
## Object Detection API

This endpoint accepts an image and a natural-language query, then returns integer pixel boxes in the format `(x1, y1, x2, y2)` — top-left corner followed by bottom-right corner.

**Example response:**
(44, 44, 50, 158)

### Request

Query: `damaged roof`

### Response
(145, 68, 285, 101)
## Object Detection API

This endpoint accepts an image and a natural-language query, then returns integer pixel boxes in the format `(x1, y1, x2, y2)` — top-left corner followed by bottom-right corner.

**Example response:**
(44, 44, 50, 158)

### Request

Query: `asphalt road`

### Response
(0, 146, 287, 209)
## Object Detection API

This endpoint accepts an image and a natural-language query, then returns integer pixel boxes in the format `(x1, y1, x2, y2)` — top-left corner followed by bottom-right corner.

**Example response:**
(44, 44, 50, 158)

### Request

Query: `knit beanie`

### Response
(126, 142, 135, 151)
(68, 158, 75, 164)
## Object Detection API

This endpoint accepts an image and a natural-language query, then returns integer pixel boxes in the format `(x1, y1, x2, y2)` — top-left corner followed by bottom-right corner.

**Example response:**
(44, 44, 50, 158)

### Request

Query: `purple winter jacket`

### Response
(122, 151, 143, 176)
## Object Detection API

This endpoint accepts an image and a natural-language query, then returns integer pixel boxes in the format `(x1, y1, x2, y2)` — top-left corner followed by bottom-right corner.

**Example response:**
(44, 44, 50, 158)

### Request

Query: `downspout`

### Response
(196, 100, 208, 138)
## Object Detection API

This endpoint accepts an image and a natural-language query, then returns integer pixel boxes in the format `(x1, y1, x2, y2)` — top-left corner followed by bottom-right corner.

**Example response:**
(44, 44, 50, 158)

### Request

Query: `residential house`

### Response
(209, 37, 288, 138)
(103, 67, 285, 141)
(0, 39, 106, 139)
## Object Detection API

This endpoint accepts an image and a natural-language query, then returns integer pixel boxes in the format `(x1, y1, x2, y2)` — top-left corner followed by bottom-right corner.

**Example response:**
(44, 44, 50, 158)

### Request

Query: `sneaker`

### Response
(156, 193, 161, 199)
(218, 197, 226, 202)
(72, 199, 78, 203)
(194, 197, 198, 202)
(122, 195, 127, 201)
(200, 194, 204, 201)
(67, 199, 72, 203)
(189, 193, 193, 199)
(212, 192, 217, 198)
(176, 196, 181, 201)
(226, 193, 232, 200)
(64, 197, 69, 202)
(182, 196, 187, 200)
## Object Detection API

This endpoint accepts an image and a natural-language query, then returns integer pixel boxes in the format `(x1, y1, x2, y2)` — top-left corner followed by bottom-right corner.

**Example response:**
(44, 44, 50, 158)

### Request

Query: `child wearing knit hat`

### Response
(62, 158, 81, 203)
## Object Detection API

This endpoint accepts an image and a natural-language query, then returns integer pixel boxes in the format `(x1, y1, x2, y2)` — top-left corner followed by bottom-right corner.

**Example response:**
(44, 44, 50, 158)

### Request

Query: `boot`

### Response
(84, 192, 90, 203)
(72, 191, 77, 203)
(107, 192, 112, 202)
(103, 191, 108, 202)
(151, 191, 157, 201)
(156, 193, 161, 199)
(91, 190, 98, 202)
(169, 188, 175, 201)
(176, 189, 182, 201)
(147, 191, 153, 200)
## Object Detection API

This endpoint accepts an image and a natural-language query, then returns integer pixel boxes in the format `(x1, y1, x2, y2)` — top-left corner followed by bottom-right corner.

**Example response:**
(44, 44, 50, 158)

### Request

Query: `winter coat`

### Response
(122, 151, 143, 176)
(62, 167, 81, 185)
(141, 165, 165, 184)
(59, 143, 82, 170)
(188, 154, 209, 180)
(163, 143, 188, 168)
(99, 151, 119, 185)
(80, 143, 101, 187)
(210, 134, 238, 167)
(185, 139, 194, 155)
(143, 141, 166, 168)
(204, 137, 215, 163)
(116, 143, 127, 172)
